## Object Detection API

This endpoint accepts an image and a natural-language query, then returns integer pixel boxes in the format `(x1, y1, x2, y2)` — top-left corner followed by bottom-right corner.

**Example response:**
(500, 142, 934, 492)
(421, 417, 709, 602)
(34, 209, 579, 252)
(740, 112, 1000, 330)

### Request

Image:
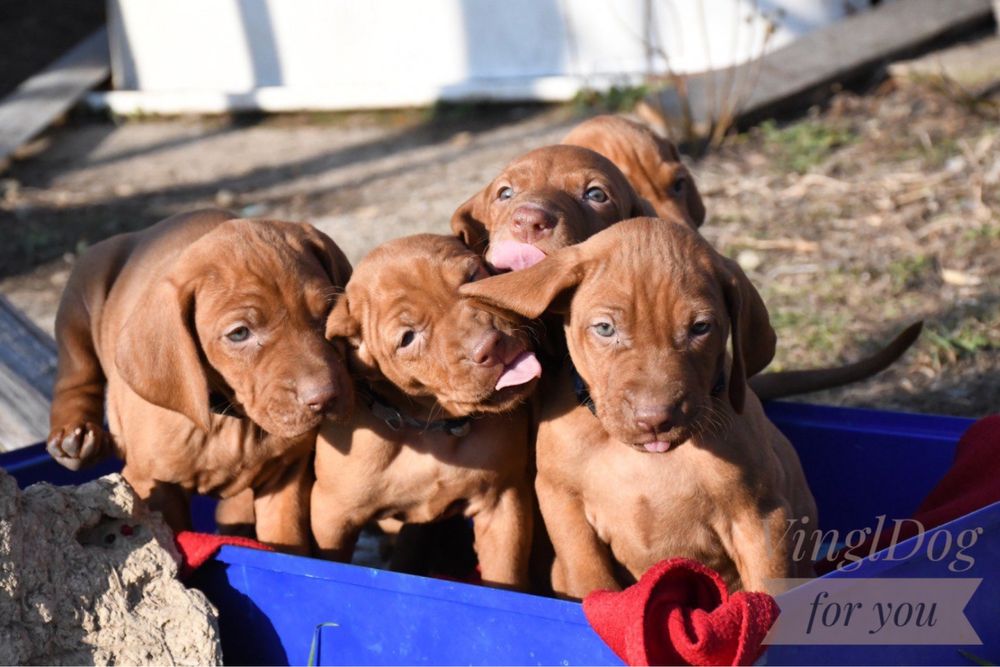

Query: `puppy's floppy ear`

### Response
(460, 246, 586, 320)
(451, 191, 493, 256)
(680, 165, 706, 227)
(325, 291, 381, 379)
(299, 223, 353, 288)
(653, 134, 706, 228)
(325, 292, 360, 341)
(631, 193, 658, 218)
(115, 276, 211, 432)
(717, 256, 776, 413)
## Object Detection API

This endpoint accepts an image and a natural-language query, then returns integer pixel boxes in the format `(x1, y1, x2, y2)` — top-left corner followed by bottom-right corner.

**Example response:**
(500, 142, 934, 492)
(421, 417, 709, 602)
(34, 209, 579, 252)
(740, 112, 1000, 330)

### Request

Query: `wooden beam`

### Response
(0, 295, 56, 451)
(649, 0, 995, 131)
(0, 28, 109, 168)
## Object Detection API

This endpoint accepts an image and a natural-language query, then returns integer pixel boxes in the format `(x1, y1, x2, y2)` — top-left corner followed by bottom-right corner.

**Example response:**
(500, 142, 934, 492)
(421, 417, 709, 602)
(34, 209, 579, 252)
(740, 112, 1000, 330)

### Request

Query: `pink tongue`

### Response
(643, 441, 671, 453)
(495, 351, 542, 390)
(489, 241, 547, 271)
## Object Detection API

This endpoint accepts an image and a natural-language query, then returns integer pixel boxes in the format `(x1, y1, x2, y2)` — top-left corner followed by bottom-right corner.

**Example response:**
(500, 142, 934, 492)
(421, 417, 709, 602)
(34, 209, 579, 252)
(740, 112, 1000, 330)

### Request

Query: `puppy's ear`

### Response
(717, 256, 776, 413)
(653, 134, 706, 228)
(300, 224, 353, 288)
(450, 193, 490, 255)
(325, 292, 381, 379)
(680, 166, 706, 227)
(325, 293, 360, 341)
(631, 193, 658, 219)
(115, 277, 211, 431)
(461, 246, 586, 319)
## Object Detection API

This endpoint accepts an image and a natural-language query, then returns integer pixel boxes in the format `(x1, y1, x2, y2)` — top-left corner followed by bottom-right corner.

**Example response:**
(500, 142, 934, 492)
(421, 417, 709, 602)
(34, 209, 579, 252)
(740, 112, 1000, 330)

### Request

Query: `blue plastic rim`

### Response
(3, 401, 991, 666)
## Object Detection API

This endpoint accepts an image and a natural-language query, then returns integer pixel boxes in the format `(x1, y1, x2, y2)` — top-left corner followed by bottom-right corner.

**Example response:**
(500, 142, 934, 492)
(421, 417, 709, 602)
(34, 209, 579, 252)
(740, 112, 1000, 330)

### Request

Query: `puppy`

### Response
(462, 217, 818, 597)
(562, 114, 706, 227)
(47, 209, 353, 553)
(451, 144, 921, 398)
(312, 234, 540, 589)
(451, 144, 654, 272)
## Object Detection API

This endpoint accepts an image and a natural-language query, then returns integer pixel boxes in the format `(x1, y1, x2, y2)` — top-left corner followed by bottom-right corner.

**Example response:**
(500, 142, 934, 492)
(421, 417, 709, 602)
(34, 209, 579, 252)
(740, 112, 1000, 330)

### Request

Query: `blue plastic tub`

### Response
(4, 402, 995, 666)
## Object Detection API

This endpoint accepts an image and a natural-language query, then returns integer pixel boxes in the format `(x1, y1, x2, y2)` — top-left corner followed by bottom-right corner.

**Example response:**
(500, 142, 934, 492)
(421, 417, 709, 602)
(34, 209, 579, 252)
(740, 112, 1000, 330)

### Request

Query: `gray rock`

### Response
(0, 470, 222, 665)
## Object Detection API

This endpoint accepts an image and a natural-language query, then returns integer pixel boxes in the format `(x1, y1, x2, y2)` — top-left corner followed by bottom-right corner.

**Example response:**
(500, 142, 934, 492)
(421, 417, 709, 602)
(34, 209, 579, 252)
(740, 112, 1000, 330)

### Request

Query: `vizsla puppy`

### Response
(47, 209, 353, 553)
(451, 144, 654, 273)
(462, 217, 818, 597)
(452, 144, 921, 398)
(312, 234, 540, 589)
(562, 114, 706, 227)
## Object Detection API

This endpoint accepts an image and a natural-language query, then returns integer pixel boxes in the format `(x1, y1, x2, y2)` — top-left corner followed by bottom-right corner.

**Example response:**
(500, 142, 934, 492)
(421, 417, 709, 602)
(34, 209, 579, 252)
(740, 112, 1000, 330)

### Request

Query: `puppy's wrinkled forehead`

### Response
(577, 218, 718, 304)
(499, 145, 629, 191)
(351, 234, 478, 310)
(187, 220, 334, 311)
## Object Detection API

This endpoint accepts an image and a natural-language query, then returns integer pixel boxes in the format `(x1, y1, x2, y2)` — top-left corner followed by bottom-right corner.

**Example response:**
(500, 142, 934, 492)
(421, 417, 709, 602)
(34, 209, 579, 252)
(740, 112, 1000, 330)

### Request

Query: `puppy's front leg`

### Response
(310, 480, 366, 562)
(253, 454, 313, 555)
(537, 476, 619, 599)
(123, 468, 192, 532)
(473, 482, 533, 590)
(48, 285, 111, 470)
(725, 504, 799, 594)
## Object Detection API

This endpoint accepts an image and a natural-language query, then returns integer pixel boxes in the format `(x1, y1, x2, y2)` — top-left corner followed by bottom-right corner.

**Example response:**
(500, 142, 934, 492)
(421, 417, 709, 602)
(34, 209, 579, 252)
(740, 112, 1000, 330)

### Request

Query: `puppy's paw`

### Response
(46, 422, 110, 470)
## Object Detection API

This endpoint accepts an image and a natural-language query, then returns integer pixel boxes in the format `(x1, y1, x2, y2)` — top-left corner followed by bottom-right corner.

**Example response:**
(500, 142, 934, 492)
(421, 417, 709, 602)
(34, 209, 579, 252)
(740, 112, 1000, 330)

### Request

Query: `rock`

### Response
(0, 470, 222, 665)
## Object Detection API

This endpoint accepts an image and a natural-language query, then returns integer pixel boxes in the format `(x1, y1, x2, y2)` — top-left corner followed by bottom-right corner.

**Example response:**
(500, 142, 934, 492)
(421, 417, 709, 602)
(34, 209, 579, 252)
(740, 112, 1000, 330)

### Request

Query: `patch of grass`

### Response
(887, 254, 936, 292)
(758, 119, 858, 173)
(962, 222, 1000, 242)
(894, 135, 960, 169)
(925, 318, 997, 365)
(573, 85, 649, 113)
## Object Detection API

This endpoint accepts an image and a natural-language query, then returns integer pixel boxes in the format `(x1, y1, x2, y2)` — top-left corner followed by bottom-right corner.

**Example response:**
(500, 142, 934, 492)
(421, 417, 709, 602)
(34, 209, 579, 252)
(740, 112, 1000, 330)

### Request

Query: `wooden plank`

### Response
(0, 295, 56, 451)
(0, 28, 109, 167)
(650, 0, 994, 130)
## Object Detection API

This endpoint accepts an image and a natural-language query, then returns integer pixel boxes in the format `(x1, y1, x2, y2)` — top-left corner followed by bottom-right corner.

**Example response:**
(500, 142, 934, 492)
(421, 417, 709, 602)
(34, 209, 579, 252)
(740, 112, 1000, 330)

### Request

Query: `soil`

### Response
(1, 83, 997, 418)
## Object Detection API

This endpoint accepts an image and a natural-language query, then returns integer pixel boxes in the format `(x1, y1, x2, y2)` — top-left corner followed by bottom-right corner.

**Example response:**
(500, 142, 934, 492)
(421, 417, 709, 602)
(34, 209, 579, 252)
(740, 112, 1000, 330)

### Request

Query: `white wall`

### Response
(101, 0, 873, 113)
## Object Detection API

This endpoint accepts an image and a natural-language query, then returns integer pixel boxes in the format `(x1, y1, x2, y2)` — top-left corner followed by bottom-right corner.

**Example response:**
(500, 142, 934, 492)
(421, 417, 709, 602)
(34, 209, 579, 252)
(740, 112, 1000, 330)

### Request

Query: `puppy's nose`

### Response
(634, 404, 674, 434)
(510, 205, 556, 243)
(470, 329, 503, 366)
(298, 382, 338, 413)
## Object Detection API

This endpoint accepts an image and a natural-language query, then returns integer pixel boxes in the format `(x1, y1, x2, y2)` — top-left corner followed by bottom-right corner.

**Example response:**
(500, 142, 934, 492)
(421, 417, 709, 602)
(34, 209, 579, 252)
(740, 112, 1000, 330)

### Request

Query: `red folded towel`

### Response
(174, 530, 272, 577)
(583, 558, 779, 666)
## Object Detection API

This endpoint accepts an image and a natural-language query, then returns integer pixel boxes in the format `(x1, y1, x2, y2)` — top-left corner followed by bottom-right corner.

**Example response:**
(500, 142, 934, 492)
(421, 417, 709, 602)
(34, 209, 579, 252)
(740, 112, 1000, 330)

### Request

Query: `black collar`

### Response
(358, 384, 472, 437)
(569, 362, 727, 416)
(209, 390, 244, 417)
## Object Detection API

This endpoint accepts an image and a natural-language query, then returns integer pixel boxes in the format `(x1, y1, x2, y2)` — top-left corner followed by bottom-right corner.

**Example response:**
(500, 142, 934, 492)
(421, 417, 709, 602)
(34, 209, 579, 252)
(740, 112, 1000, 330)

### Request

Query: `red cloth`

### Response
(583, 558, 779, 666)
(174, 530, 272, 577)
(818, 414, 1000, 574)
(912, 415, 1000, 528)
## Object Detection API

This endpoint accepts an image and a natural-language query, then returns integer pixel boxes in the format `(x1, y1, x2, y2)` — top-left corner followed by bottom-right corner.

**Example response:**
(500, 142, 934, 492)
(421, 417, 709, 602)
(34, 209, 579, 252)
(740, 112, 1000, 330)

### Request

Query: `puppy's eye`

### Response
(466, 264, 489, 283)
(399, 330, 416, 348)
(670, 176, 687, 197)
(584, 187, 608, 203)
(226, 326, 251, 343)
(498, 186, 514, 201)
(690, 320, 712, 336)
(592, 322, 616, 338)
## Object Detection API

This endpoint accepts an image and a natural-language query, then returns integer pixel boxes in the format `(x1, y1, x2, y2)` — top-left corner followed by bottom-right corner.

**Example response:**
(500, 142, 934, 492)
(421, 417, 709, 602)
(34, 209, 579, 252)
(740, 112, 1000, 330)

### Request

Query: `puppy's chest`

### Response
(572, 442, 732, 575)
(357, 419, 522, 522)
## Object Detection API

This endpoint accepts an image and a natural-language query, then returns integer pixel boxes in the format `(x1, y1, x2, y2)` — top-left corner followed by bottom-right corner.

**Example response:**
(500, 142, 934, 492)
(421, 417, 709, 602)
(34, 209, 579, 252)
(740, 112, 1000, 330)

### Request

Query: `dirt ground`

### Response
(1, 77, 997, 418)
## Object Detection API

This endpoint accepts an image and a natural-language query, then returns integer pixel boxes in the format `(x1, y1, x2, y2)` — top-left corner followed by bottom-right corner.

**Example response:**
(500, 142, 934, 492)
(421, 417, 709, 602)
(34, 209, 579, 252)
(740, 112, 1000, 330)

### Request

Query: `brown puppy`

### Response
(462, 217, 818, 597)
(562, 114, 706, 227)
(451, 144, 654, 273)
(47, 209, 353, 552)
(452, 144, 921, 398)
(312, 234, 540, 589)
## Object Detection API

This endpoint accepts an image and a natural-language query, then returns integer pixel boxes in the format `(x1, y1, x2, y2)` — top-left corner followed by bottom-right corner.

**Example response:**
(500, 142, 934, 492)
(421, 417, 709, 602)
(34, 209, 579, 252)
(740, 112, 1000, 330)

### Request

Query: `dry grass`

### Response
(697, 83, 999, 416)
